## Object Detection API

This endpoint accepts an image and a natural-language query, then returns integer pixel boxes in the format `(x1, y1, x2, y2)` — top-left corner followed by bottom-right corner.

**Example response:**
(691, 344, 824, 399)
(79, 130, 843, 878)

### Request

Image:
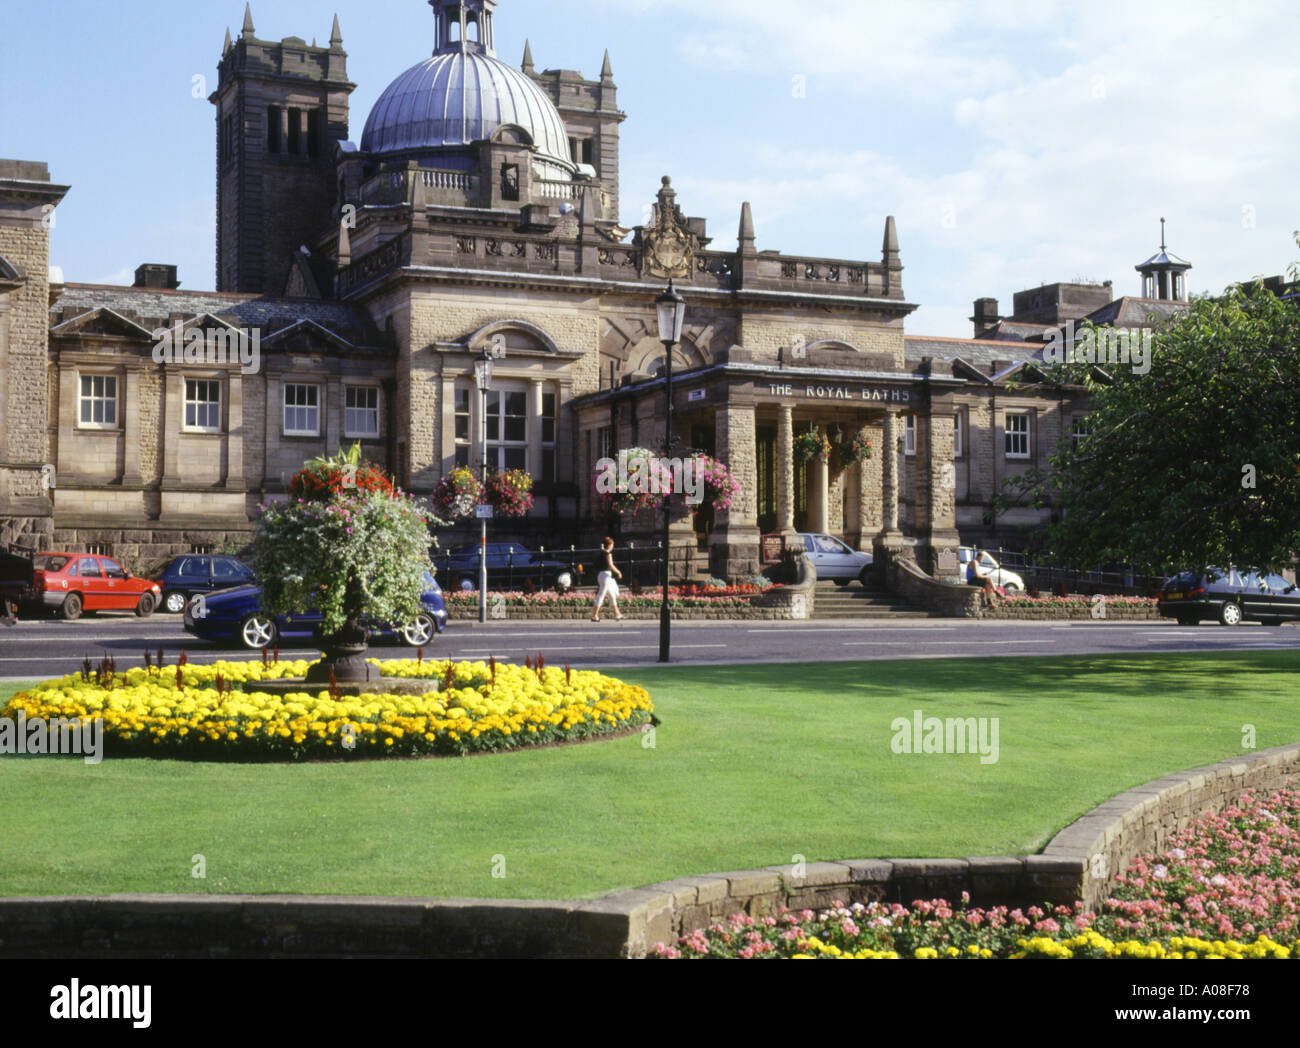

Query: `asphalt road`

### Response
(1, 613, 1296, 680)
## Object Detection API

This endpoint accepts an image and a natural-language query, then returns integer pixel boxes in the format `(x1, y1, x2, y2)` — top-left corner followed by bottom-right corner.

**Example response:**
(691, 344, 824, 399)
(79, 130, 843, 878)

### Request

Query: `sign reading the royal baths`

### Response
(757, 381, 911, 403)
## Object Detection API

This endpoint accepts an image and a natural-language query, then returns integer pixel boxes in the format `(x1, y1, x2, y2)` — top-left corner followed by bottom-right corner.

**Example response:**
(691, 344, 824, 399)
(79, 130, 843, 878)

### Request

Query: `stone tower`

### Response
(0, 160, 68, 546)
(211, 4, 354, 294)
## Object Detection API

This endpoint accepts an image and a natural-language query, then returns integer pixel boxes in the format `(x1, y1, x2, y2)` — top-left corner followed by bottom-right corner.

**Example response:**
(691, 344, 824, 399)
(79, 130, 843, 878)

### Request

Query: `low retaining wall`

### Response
(889, 558, 983, 617)
(981, 602, 1162, 621)
(4, 745, 1294, 958)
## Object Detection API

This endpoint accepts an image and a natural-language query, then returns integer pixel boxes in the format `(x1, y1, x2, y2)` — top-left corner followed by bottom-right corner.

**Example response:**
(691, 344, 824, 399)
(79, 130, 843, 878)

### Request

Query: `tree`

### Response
(997, 273, 1300, 574)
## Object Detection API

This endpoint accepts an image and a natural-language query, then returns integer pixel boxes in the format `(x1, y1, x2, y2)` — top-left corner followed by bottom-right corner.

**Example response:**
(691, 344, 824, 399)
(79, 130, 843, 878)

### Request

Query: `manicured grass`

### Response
(1, 651, 1298, 901)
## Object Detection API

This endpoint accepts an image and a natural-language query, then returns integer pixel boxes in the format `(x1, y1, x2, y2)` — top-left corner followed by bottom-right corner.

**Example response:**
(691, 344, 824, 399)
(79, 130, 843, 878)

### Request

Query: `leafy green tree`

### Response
(998, 261, 1300, 574)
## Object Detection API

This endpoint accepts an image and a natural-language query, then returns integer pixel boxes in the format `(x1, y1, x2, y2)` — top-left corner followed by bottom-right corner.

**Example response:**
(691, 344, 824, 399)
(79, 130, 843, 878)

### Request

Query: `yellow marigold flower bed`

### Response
(0, 659, 654, 761)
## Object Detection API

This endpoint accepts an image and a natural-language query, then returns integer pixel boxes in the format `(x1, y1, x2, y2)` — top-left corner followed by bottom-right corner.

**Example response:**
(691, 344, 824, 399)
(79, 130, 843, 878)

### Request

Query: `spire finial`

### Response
(522, 38, 534, 74)
(601, 49, 614, 81)
(330, 13, 343, 46)
(738, 202, 755, 248)
(223, 26, 232, 54)
(882, 215, 900, 257)
(1160, 217, 1166, 252)
(242, 3, 255, 39)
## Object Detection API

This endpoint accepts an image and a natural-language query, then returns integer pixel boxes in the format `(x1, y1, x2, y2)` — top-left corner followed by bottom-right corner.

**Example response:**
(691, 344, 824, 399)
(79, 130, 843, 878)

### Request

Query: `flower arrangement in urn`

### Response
(793, 431, 833, 463)
(252, 444, 437, 683)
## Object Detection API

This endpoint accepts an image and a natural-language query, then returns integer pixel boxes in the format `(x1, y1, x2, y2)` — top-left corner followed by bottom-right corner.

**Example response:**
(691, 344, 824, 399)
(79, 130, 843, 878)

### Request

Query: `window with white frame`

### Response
(903, 414, 916, 456)
(454, 387, 471, 468)
(1071, 416, 1091, 450)
(953, 411, 964, 458)
(486, 388, 528, 471)
(541, 391, 557, 482)
(283, 383, 320, 436)
(1005, 412, 1030, 459)
(184, 379, 222, 433)
(79, 374, 118, 429)
(344, 385, 380, 438)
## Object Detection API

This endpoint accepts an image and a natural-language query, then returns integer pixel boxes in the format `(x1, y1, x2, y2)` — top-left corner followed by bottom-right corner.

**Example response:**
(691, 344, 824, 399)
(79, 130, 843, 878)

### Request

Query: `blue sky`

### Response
(3, 0, 1297, 336)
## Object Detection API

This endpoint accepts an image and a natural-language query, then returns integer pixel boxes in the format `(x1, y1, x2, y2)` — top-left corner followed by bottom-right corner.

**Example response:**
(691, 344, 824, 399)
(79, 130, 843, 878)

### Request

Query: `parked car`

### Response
(182, 573, 448, 650)
(798, 533, 874, 586)
(0, 551, 33, 619)
(28, 553, 162, 619)
(957, 547, 1025, 592)
(1158, 568, 1300, 626)
(156, 554, 257, 614)
(436, 542, 576, 592)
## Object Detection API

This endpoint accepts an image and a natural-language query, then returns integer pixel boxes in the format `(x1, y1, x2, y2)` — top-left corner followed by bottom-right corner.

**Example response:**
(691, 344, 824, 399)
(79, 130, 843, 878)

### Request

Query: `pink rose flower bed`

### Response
(444, 584, 770, 611)
(651, 783, 1300, 959)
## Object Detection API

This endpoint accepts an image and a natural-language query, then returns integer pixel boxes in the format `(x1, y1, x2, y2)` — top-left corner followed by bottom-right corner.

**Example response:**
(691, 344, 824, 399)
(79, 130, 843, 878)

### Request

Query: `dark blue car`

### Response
(157, 554, 257, 614)
(182, 573, 448, 650)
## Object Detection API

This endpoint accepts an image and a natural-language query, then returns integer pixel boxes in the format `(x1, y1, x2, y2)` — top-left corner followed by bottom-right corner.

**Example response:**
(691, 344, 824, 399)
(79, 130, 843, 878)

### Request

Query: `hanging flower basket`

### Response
(592, 446, 675, 515)
(685, 454, 743, 512)
(486, 469, 535, 518)
(432, 467, 484, 520)
(793, 431, 832, 463)
(839, 433, 874, 465)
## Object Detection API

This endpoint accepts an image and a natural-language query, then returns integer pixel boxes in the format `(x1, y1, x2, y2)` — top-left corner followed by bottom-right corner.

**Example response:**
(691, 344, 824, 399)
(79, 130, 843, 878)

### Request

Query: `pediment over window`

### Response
(49, 306, 154, 340)
(261, 318, 364, 354)
(490, 124, 534, 148)
(462, 319, 581, 358)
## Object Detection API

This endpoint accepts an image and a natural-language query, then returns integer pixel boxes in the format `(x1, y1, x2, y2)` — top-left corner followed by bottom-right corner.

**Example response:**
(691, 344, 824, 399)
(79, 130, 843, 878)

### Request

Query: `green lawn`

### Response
(1, 651, 1297, 900)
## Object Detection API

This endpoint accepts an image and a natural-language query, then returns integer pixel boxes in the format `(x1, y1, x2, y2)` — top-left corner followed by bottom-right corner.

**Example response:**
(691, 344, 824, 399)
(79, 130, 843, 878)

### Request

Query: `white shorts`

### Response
(596, 571, 620, 605)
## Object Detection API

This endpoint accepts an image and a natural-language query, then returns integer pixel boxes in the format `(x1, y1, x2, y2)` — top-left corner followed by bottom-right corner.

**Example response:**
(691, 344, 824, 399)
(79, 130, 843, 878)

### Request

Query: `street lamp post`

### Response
(474, 348, 495, 624)
(656, 280, 686, 663)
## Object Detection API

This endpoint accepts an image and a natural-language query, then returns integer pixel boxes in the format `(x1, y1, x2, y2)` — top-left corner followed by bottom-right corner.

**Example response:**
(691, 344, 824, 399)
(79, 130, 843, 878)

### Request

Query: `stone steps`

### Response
(811, 582, 931, 620)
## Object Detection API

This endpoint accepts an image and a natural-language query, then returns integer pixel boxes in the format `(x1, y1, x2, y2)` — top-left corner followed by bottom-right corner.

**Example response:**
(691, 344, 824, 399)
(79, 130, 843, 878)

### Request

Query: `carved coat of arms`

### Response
(641, 176, 695, 280)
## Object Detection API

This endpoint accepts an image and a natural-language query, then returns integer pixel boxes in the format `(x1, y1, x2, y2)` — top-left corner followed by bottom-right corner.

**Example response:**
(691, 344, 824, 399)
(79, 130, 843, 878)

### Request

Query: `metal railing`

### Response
(431, 542, 666, 594)
(973, 546, 1167, 596)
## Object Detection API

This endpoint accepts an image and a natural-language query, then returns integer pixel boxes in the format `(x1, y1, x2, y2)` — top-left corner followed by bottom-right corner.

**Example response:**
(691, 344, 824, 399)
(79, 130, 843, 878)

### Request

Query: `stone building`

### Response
(0, 0, 1200, 579)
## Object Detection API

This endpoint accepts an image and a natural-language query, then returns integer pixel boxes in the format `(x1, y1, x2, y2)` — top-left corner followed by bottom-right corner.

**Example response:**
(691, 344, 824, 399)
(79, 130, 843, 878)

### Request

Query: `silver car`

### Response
(799, 533, 874, 586)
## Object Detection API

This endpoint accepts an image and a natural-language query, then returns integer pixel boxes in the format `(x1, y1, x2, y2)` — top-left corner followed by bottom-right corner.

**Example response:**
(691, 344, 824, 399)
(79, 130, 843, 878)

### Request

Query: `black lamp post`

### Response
(656, 280, 686, 663)
(473, 347, 495, 624)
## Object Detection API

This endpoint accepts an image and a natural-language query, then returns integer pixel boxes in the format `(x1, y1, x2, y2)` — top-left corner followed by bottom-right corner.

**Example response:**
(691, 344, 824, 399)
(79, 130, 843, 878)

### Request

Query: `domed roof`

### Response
(360, 50, 575, 172)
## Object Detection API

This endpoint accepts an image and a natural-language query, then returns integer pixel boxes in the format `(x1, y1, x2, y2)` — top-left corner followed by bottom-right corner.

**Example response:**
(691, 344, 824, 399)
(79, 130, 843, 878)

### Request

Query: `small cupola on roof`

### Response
(1136, 218, 1192, 301)
(359, 0, 576, 178)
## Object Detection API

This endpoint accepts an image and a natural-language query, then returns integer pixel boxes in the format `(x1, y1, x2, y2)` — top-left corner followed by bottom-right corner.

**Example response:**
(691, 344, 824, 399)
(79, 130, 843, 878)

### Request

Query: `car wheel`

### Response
(400, 613, 436, 647)
(239, 613, 277, 650)
(833, 578, 850, 588)
(1003, 583, 1022, 594)
(60, 593, 83, 621)
(135, 593, 156, 618)
(1261, 618, 1285, 627)
(459, 577, 475, 593)
(858, 568, 873, 588)
(1219, 601, 1243, 627)
(162, 590, 188, 614)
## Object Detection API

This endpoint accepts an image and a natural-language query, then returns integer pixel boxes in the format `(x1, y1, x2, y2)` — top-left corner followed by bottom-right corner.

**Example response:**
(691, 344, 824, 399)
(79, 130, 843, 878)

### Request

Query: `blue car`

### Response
(182, 573, 448, 650)
(156, 554, 257, 614)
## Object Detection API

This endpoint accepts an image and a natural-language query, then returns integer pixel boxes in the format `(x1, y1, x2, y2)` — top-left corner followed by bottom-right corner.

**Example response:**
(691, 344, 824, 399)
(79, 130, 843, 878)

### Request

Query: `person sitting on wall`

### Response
(967, 550, 991, 587)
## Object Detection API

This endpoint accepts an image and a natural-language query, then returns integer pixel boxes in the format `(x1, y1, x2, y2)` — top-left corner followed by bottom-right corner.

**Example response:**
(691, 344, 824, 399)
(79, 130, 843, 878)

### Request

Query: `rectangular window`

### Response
(1005, 412, 1030, 459)
(283, 383, 320, 436)
(184, 379, 222, 433)
(344, 385, 380, 438)
(597, 426, 613, 463)
(288, 107, 302, 154)
(307, 109, 322, 157)
(486, 389, 528, 471)
(904, 414, 916, 456)
(541, 391, 557, 483)
(454, 387, 471, 468)
(582, 139, 595, 167)
(953, 411, 964, 458)
(79, 375, 118, 428)
(1071, 417, 1090, 450)
(267, 105, 281, 154)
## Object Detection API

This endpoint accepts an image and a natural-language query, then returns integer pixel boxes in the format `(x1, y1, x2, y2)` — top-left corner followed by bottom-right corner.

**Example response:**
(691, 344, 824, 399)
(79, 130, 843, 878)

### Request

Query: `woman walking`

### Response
(592, 536, 624, 622)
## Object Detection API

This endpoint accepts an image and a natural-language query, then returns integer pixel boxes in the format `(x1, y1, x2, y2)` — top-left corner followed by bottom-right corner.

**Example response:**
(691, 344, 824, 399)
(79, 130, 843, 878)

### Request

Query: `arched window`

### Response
(467, 16, 479, 43)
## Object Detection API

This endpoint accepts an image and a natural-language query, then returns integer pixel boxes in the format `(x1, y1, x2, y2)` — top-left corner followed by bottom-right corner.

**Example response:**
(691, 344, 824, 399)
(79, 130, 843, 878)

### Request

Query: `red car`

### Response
(30, 553, 162, 620)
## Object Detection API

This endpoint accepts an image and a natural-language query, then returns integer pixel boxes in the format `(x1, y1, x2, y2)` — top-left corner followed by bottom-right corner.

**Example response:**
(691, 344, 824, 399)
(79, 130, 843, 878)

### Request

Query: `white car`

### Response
(958, 547, 1025, 592)
(799, 533, 874, 586)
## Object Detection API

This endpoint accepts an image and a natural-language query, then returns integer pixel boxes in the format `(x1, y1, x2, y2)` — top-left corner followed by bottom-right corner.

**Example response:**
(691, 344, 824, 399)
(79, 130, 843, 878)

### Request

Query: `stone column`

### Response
(528, 377, 544, 481)
(711, 402, 760, 580)
(225, 372, 244, 490)
(919, 409, 961, 578)
(122, 368, 142, 485)
(873, 408, 908, 575)
(807, 454, 828, 534)
(854, 417, 884, 551)
(776, 404, 795, 537)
